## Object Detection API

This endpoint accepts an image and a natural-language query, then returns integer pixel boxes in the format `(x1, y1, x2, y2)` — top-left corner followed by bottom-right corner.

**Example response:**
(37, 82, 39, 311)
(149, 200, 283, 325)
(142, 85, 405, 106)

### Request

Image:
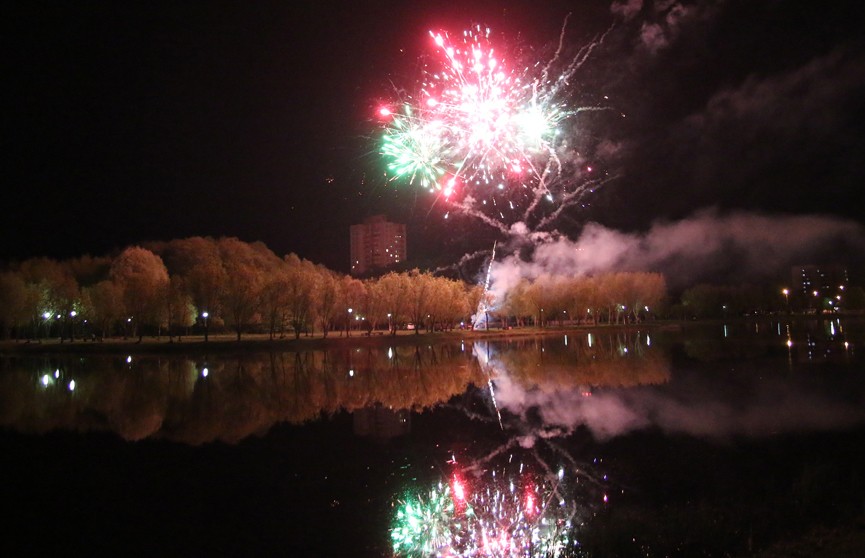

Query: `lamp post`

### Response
(782, 288, 789, 313)
(70, 310, 77, 341)
(347, 308, 353, 337)
(387, 312, 392, 335)
(202, 311, 209, 342)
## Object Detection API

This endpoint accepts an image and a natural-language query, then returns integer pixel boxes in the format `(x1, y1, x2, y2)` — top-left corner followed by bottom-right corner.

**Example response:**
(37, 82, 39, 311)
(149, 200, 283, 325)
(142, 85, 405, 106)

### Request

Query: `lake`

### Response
(1, 318, 864, 557)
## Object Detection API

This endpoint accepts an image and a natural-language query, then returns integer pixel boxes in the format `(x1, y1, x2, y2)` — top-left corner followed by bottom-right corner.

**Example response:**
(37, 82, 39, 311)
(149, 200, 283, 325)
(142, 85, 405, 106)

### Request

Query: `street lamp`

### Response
(70, 310, 77, 341)
(347, 308, 353, 337)
(782, 288, 789, 312)
(202, 311, 209, 342)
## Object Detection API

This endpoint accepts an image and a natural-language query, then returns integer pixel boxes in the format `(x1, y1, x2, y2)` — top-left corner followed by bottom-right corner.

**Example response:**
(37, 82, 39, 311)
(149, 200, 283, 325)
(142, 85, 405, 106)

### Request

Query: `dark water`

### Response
(1, 319, 864, 557)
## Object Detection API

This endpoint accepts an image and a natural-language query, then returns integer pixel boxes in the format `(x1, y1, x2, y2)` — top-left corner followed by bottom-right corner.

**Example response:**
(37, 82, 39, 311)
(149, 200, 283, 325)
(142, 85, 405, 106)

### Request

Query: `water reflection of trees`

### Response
(477, 331, 670, 391)
(0, 345, 483, 444)
(0, 333, 670, 444)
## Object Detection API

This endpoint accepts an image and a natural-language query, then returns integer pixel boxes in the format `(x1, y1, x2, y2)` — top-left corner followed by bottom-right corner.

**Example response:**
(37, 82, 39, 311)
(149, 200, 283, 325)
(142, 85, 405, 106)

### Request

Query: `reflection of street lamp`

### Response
(202, 311, 209, 342)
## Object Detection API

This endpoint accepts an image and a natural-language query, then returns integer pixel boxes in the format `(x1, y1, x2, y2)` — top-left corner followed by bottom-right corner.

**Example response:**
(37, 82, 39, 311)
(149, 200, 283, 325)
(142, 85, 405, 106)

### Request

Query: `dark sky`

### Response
(4, 0, 865, 272)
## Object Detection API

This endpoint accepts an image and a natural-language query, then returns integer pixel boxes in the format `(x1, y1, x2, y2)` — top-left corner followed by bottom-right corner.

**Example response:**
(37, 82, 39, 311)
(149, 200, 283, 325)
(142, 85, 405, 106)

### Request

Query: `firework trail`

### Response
(378, 21, 615, 234)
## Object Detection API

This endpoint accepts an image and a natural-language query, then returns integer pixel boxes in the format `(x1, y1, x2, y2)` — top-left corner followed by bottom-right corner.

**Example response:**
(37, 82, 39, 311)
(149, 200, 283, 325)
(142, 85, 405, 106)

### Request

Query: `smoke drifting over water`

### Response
(488, 210, 865, 297)
(494, 369, 865, 441)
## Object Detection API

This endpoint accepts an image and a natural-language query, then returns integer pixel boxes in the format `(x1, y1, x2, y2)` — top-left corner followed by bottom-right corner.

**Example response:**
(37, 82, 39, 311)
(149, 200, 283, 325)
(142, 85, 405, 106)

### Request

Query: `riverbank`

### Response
(0, 322, 672, 355)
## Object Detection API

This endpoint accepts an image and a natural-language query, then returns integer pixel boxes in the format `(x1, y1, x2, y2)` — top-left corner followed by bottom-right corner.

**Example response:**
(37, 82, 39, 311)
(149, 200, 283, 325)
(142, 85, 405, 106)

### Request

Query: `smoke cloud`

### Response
(489, 210, 865, 298)
(494, 369, 865, 441)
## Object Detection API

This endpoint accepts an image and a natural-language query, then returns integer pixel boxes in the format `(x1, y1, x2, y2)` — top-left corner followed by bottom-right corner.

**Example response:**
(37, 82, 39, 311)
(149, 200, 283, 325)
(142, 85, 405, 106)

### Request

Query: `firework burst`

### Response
(378, 21, 614, 232)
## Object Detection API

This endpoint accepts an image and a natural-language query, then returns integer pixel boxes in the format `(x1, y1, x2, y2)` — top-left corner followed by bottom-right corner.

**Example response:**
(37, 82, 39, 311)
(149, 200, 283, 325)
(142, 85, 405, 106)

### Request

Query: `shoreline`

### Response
(2, 314, 859, 356)
(0, 322, 667, 355)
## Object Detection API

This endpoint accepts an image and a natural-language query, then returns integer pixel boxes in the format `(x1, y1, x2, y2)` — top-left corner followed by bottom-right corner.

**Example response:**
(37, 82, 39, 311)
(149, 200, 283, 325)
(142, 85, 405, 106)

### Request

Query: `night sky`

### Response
(5, 1, 865, 273)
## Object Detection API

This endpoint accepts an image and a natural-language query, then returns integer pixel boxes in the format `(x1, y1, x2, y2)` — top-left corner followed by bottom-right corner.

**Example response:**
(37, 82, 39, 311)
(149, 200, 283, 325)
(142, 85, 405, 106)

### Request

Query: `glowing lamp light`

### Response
(202, 367, 209, 377)
(41, 374, 52, 387)
(68, 380, 76, 391)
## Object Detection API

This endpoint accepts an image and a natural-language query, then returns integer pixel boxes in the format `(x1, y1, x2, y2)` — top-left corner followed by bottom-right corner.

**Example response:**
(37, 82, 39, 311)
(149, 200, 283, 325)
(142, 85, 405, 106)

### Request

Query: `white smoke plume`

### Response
(488, 210, 865, 300)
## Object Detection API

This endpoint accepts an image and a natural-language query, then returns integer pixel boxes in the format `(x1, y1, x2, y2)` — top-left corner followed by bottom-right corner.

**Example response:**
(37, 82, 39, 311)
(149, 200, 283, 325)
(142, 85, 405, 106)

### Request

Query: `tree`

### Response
(377, 272, 410, 335)
(284, 254, 316, 339)
(18, 258, 82, 341)
(218, 237, 272, 341)
(406, 270, 434, 334)
(622, 272, 667, 322)
(337, 275, 366, 337)
(311, 266, 339, 338)
(110, 247, 170, 342)
(260, 261, 292, 340)
(155, 236, 226, 332)
(86, 280, 124, 339)
(0, 271, 29, 339)
(361, 276, 389, 334)
(164, 275, 194, 342)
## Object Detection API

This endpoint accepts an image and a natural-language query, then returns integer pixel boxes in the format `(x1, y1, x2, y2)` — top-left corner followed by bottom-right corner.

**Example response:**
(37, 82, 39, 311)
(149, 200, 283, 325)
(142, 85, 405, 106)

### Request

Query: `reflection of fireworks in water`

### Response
(391, 459, 584, 557)
(378, 20, 615, 233)
(392, 340, 609, 557)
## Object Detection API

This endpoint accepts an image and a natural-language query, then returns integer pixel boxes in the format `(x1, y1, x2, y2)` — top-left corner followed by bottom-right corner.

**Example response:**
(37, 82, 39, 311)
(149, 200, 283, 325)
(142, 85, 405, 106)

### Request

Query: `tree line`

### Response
(0, 237, 487, 341)
(0, 237, 674, 342)
(9, 234, 858, 342)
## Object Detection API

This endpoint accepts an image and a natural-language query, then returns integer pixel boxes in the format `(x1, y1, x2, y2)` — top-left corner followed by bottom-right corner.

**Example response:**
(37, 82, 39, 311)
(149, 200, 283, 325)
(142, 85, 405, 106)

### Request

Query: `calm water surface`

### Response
(1, 318, 864, 557)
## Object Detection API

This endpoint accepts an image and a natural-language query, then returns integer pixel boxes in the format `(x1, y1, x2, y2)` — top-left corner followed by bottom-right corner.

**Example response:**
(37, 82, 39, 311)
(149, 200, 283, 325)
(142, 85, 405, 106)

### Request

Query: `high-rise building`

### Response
(792, 264, 849, 311)
(792, 264, 849, 296)
(350, 215, 407, 276)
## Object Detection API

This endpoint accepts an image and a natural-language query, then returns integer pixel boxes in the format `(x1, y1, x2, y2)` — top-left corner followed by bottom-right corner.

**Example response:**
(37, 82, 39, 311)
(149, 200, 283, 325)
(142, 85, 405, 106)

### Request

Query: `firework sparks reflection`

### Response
(391, 462, 583, 558)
